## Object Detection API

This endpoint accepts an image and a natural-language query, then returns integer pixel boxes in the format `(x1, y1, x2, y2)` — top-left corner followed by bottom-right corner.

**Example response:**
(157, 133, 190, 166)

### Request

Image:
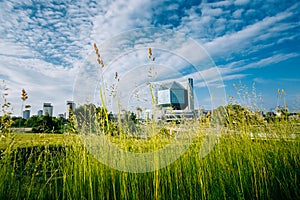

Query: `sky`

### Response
(0, 0, 299, 117)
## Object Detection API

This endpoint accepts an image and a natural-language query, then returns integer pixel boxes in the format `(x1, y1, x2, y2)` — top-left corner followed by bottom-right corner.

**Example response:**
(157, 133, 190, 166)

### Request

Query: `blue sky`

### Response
(0, 0, 299, 116)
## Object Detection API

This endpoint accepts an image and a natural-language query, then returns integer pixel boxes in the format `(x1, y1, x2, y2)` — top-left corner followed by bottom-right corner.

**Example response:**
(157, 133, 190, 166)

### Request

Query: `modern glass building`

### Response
(23, 110, 30, 119)
(37, 110, 43, 117)
(43, 103, 53, 117)
(156, 78, 196, 121)
(157, 81, 188, 110)
(66, 101, 76, 119)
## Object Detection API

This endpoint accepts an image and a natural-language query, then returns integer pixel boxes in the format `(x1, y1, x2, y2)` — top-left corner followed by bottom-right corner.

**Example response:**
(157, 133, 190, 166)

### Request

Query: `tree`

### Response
(24, 115, 39, 127)
(12, 117, 25, 127)
(214, 104, 265, 129)
(31, 114, 59, 133)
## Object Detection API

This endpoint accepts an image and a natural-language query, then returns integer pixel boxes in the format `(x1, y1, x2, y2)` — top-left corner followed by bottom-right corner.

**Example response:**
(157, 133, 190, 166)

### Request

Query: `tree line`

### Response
(2, 103, 138, 134)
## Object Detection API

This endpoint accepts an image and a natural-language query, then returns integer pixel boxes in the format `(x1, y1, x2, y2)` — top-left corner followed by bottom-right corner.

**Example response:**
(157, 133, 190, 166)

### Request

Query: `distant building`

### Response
(266, 111, 275, 117)
(37, 110, 43, 117)
(58, 113, 65, 118)
(43, 103, 53, 117)
(157, 81, 188, 110)
(157, 78, 195, 111)
(289, 113, 299, 121)
(23, 110, 30, 119)
(143, 109, 153, 121)
(155, 78, 196, 121)
(66, 101, 76, 119)
(187, 78, 194, 111)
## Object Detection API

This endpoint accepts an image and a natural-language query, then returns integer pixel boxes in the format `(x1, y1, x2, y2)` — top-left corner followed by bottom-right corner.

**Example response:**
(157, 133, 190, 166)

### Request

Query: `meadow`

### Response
(0, 47, 299, 199)
(0, 118, 299, 200)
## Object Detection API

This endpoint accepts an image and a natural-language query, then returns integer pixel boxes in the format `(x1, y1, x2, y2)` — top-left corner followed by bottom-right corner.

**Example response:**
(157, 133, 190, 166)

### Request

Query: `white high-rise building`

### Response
(37, 110, 43, 117)
(187, 78, 194, 111)
(43, 103, 53, 117)
(66, 101, 76, 119)
(23, 110, 30, 119)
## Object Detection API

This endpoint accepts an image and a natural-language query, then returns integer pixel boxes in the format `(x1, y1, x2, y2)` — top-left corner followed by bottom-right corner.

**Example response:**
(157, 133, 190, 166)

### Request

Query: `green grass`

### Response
(0, 122, 299, 199)
(0, 133, 69, 149)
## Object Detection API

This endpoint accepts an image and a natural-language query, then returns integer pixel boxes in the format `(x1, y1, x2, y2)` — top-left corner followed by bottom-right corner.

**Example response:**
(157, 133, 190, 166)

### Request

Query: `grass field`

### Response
(0, 120, 299, 200)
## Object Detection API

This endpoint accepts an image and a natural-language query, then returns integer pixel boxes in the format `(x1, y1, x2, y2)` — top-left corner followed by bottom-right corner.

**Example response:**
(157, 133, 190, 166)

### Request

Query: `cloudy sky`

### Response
(0, 0, 299, 116)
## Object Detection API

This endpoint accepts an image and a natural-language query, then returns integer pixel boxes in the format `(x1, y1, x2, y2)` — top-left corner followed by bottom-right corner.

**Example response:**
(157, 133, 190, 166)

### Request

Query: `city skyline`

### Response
(0, 0, 299, 116)
(21, 101, 72, 118)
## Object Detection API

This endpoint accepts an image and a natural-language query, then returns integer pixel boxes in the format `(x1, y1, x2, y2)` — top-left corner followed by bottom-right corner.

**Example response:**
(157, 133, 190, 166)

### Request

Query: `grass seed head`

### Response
(21, 88, 28, 101)
(148, 48, 152, 56)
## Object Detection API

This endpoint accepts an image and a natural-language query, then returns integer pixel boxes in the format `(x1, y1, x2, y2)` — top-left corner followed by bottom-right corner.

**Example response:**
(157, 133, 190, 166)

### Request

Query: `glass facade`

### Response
(157, 81, 189, 110)
(170, 90, 185, 104)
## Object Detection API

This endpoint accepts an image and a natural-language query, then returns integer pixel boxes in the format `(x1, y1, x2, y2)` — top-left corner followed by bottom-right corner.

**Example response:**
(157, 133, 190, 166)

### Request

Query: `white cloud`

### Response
(0, 51, 77, 116)
(204, 9, 293, 57)
(234, 0, 250, 6)
(238, 53, 300, 71)
(204, 0, 233, 8)
(233, 9, 243, 18)
(0, 0, 299, 115)
(91, 0, 152, 44)
(201, 7, 224, 16)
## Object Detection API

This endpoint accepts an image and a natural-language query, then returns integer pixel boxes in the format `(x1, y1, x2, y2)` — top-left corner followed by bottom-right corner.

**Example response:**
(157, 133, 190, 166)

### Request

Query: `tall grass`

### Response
(0, 120, 299, 199)
(0, 48, 299, 199)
